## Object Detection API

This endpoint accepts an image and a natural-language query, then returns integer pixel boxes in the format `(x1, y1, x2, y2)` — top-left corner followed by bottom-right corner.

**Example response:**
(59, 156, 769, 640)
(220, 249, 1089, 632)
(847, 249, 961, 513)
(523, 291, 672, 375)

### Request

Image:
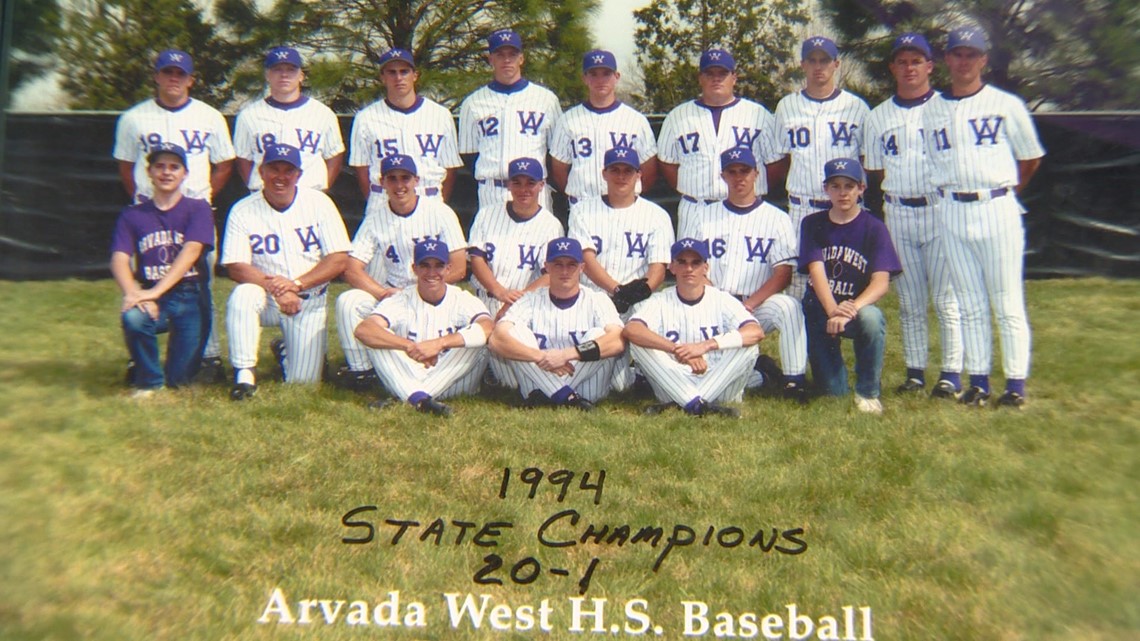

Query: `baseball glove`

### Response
(612, 278, 652, 313)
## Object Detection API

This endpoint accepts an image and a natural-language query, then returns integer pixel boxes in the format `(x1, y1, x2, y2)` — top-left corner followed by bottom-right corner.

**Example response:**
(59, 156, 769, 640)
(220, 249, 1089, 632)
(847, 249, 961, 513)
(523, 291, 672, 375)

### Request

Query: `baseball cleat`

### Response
(333, 366, 379, 393)
(270, 338, 287, 380)
(959, 386, 990, 407)
(198, 357, 227, 384)
(415, 397, 453, 417)
(782, 380, 809, 404)
(930, 379, 961, 399)
(643, 401, 678, 416)
(562, 393, 596, 412)
(854, 394, 883, 415)
(229, 382, 257, 401)
(753, 355, 784, 391)
(702, 401, 741, 418)
(896, 377, 925, 393)
(995, 390, 1026, 409)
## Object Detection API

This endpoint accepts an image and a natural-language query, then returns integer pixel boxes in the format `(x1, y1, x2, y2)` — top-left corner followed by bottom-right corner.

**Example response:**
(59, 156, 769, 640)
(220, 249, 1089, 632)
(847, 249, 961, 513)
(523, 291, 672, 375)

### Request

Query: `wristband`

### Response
(575, 340, 601, 362)
(458, 324, 488, 347)
(713, 331, 743, 350)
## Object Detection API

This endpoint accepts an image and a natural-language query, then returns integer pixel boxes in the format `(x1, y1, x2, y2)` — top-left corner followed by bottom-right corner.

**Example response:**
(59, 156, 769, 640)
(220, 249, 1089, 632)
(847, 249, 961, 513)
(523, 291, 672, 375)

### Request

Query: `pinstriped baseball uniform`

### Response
(568, 196, 675, 293)
(221, 188, 351, 383)
(923, 85, 1044, 381)
(690, 199, 808, 376)
(335, 198, 467, 371)
(498, 288, 624, 402)
(233, 96, 345, 191)
(366, 285, 491, 401)
(864, 92, 963, 376)
(550, 101, 657, 202)
(658, 98, 781, 231)
(349, 96, 461, 198)
(628, 285, 759, 405)
(458, 80, 561, 208)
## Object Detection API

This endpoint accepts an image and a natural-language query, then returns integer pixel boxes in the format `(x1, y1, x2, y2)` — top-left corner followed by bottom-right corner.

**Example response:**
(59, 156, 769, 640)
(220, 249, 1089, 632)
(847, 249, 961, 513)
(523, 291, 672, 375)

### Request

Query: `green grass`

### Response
(1, 278, 1138, 640)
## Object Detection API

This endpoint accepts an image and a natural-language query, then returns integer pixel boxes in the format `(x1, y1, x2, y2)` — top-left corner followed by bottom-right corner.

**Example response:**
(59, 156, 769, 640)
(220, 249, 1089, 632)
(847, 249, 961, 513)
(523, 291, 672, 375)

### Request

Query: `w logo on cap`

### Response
(592, 54, 605, 64)
(960, 30, 975, 39)
(901, 35, 915, 44)
(556, 241, 570, 250)
(389, 156, 404, 165)
(614, 149, 629, 158)
(708, 51, 722, 60)
(275, 51, 290, 60)
(515, 161, 530, 170)
(499, 32, 513, 42)
(812, 38, 825, 47)
(681, 239, 695, 248)
(728, 150, 742, 159)
(834, 161, 847, 169)
(169, 53, 183, 62)
(425, 242, 437, 251)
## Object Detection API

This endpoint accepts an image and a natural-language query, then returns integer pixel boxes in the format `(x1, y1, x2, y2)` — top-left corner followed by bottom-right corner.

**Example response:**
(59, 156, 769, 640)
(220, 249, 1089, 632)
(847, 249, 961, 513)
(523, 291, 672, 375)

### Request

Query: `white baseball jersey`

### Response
(775, 89, 870, 198)
(501, 287, 622, 353)
(373, 285, 490, 342)
(467, 205, 564, 303)
(864, 93, 936, 197)
(568, 196, 674, 291)
(688, 199, 797, 296)
(550, 101, 657, 200)
(113, 98, 236, 203)
(351, 198, 466, 288)
(658, 97, 781, 199)
(349, 96, 462, 192)
(630, 285, 757, 346)
(233, 96, 345, 191)
(458, 80, 561, 181)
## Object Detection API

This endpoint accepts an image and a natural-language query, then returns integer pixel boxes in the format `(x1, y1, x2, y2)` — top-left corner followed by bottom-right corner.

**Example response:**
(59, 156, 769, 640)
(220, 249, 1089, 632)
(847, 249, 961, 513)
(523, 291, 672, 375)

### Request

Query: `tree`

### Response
(632, 0, 810, 113)
(6, 0, 61, 93)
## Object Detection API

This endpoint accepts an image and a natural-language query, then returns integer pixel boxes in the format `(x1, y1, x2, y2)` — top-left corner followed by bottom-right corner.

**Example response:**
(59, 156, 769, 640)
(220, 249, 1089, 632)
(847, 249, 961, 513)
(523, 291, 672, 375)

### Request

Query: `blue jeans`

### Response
(803, 294, 886, 398)
(121, 284, 207, 389)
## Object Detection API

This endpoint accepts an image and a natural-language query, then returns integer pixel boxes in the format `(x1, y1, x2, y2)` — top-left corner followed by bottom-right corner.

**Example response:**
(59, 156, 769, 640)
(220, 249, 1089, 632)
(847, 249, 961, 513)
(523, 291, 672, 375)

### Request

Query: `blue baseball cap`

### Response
(802, 36, 840, 60)
(488, 29, 522, 52)
(265, 46, 302, 68)
(546, 238, 584, 263)
(604, 147, 640, 170)
(947, 25, 989, 53)
(380, 154, 418, 176)
(155, 49, 193, 74)
(414, 239, 450, 265)
(146, 142, 188, 168)
(699, 48, 735, 72)
(508, 157, 544, 181)
(823, 157, 865, 184)
(891, 33, 933, 59)
(671, 238, 710, 261)
(378, 48, 415, 69)
(720, 147, 757, 170)
(582, 49, 617, 72)
(264, 143, 302, 169)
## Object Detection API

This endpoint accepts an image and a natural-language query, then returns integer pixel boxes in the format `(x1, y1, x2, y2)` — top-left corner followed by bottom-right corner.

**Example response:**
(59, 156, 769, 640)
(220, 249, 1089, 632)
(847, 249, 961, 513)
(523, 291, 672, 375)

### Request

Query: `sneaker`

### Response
(702, 401, 741, 418)
(995, 390, 1026, 409)
(896, 377, 925, 393)
(562, 393, 596, 412)
(230, 382, 257, 401)
(643, 401, 677, 416)
(930, 379, 961, 399)
(415, 397, 453, 417)
(198, 357, 227, 384)
(130, 386, 163, 400)
(516, 390, 551, 409)
(753, 355, 784, 391)
(270, 338, 287, 380)
(782, 380, 809, 405)
(854, 394, 883, 415)
(959, 386, 990, 407)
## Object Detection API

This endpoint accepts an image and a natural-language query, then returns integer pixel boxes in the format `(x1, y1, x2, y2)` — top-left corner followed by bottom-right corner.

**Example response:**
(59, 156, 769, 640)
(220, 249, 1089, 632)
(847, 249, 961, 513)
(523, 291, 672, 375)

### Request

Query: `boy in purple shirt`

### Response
(799, 158, 902, 413)
(110, 143, 215, 397)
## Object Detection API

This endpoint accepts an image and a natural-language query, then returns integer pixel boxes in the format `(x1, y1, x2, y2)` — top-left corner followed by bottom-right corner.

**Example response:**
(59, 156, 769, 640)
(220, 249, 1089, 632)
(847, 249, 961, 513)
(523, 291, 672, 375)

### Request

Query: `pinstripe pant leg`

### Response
(941, 204, 993, 376)
(753, 293, 808, 376)
(786, 203, 815, 301)
(201, 227, 222, 359)
(429, 347, 489, 400)
(508, 326, 615, 402)
(226, 283, 271, 370)
(479, 294, 519, 388)
(335, 289, 379, 371)
(981, 201, 1031, 379)
(280, 295, 328, 384)
(629, 344, 702, 405)
(369, 348, 428, 401)
(888, 206, 930, 370)
(698, 344, 759, 403)
(921, 209, 963, 373)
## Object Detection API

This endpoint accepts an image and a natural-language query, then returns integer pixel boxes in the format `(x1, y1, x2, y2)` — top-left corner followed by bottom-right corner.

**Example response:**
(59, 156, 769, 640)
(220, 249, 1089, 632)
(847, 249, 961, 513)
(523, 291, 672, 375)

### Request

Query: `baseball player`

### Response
(112, 48, 236, 381)
(864, 33, 963, 398)
(922, 26, 1044, 409)
(221, 144, 351, 400)
(798, 158, 902, 414)
(623, 238, 763, 418)
(549, 50, 658, 207)
(334, 154, 468, 389)
(458, 29, 561, 210)
(233, 46, 345, 192)
(658, 48, 782, 234)
(349, 48, 462, 202)
(774, 36, 870, 300)
(468, 157, 565, 386)
(110, 143, 214, 397)
(354, 240, 493, 417)
(688, 148, 810, 402)
(489, 238, 626, 410)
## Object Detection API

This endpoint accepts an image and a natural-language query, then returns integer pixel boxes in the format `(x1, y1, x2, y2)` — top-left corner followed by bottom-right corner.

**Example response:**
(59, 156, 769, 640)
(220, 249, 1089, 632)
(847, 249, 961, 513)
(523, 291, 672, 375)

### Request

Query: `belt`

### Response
(369, 185, 440, 196)
(477, 179, 509, 188)
(884, 193, 930, 207)
(296, 284, 329, 300)
(681, 195, 719, 205)
(939, 187, 1010, 203)
(788, 195, 831, 209)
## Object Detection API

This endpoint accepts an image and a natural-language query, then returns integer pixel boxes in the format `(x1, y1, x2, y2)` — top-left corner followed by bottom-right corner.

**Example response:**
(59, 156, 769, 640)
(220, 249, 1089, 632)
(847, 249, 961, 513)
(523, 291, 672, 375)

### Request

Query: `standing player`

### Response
(775, 36, 870, 299)
(349, 48, 462, 202)
(624, 238, 763, 418)
(864, 33, 963, 398)
(799, 159, 902, 414)
(658, 48, 782, 234)
(233, 46, 345, 192)
(458, 29, 561, 210)
(110, 143, 214, 397)
(112, 48, 236, 381)
(221, 144, 351, 400)
(549, 50, 658, 207)
(489, 238, 626, 410)
(923, 26, 1044, 408)
(355, 240, 493, 417)
(334, 155, 468, 387)
(689, 148, 809, 402)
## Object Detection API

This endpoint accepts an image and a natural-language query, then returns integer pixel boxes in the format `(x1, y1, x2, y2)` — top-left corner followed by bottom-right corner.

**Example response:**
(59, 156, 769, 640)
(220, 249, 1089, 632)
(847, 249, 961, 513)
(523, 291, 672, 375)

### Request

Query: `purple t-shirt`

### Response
(798, 209, 901, 303)
(110, 197, 214, 285)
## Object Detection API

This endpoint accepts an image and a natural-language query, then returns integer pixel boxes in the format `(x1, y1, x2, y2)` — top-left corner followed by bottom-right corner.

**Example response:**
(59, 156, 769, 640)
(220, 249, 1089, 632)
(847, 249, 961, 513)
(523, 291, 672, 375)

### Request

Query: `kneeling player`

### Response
(354, 240, 492, 417)
(623, 238, 762, 417)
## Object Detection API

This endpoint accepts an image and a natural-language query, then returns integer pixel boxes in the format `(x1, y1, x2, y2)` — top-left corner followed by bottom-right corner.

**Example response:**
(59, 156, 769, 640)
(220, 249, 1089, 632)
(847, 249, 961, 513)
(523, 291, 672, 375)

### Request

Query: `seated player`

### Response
(354, 240, 493, 417)
(110, 143, 213, 397)
(799, 158, 902, 414)
(623, 238, 763, 417)
(489, 238, 625, 410)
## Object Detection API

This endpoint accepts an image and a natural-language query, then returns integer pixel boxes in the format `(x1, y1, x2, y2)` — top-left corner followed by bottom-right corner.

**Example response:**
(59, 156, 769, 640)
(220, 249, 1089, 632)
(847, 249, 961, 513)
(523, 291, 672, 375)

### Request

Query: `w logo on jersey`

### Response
(731, 126, 761, 148)
(608, 132, 639, 148)
(744, 237, 774, 263)
(517, 245, 541, 270)
(294, 226, 322, 252)
(968, 117, 1004, 145)
(517, 111, 545, 135)
(828, 122, 858, 147)
(623, 232, 648, 258)
(295, 129, 321, 153)
(179, 130, 211, 153)
(415, 133, 444, 156)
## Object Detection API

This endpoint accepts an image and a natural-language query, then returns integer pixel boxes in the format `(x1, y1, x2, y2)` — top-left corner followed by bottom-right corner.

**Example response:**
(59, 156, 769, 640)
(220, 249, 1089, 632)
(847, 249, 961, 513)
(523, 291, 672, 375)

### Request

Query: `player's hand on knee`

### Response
(136, 300, 160, 320)
(276, 292, 302, 316)
(835, 300, 859, 319)
(266, 275, 298, 298)
(672, 341, 711, 362)
(537, 348, 574, 373)
(826, 316, 850, 336)
(407, 339, 444, 364)
(685, 356, 708, 375)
